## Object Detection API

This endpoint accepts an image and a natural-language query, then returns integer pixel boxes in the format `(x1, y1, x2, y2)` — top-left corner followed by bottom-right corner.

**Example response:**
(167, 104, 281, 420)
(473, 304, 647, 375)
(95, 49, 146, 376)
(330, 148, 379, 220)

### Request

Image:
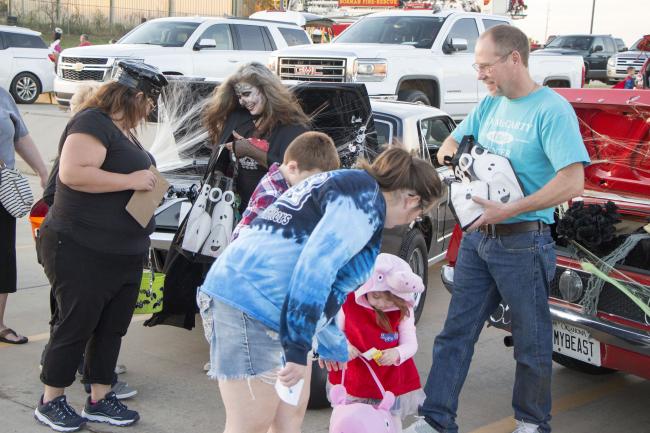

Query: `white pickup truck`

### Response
(53, 16, 311, 105)
(269, 9, 584, 121)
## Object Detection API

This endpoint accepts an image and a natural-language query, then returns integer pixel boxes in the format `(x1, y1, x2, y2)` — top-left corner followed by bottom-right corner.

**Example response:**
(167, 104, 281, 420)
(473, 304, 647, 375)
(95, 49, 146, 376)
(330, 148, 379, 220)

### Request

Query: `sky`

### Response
(511, 0, 648, 47)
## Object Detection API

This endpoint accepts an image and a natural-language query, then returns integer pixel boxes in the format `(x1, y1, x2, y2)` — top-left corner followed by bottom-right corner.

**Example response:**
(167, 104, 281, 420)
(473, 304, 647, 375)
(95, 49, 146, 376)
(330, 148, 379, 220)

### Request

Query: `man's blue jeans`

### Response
(420, 228, 556, 433)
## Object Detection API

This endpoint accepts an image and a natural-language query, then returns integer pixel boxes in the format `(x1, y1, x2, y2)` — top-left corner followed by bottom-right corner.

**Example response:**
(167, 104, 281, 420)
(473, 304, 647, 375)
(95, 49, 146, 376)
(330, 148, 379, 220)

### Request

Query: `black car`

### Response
(535, 34, 619, 83)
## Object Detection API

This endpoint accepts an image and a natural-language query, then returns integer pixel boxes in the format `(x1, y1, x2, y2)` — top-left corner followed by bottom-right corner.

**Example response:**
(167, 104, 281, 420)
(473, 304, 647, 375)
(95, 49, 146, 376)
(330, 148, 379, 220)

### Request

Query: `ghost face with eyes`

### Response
(235, 82, 266, 116)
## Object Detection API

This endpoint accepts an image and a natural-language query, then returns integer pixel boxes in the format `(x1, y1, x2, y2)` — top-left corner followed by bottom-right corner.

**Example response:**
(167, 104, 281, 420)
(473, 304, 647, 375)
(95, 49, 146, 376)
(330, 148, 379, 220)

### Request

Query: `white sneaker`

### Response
(403, 418, 440, 433)
(512, 420, 540, 433)
(203, 361, 211, 372)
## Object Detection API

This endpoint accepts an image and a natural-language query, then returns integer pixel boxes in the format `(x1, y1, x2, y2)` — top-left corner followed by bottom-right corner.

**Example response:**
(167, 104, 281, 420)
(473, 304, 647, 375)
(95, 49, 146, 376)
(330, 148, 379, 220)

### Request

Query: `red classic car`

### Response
(442, 88, 650, 380)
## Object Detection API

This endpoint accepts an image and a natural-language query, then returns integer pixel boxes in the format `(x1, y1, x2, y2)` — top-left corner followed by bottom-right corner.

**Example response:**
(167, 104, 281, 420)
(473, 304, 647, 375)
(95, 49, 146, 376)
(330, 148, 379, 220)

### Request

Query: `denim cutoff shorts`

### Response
(197, 290, 283, 384)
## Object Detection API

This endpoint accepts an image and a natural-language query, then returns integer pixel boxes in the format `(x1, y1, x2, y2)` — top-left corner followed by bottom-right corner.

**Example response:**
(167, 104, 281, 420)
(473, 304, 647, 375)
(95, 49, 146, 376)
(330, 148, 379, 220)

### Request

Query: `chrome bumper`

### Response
(149, 231, 174, 252)
(551, 304, 650, 357)
(440, 265, 650, 357)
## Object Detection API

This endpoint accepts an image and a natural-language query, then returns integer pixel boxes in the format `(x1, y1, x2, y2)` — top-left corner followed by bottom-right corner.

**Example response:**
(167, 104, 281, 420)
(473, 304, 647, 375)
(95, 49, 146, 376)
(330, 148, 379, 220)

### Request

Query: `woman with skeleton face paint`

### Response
(204, 62, 310, 213)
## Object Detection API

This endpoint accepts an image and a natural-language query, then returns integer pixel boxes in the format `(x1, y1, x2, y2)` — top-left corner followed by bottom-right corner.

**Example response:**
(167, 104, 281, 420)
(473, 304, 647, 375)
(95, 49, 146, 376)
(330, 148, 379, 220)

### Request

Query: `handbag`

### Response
(175, 145, 240, 263)
(0, 159, 34, 218)
(447, 135, 525, 231)
(329, 357, 399, 433)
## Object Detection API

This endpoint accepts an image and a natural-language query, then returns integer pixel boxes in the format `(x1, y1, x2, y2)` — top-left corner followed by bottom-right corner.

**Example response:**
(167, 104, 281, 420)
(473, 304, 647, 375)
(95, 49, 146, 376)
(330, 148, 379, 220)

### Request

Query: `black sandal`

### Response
(0, 328, 28, 344)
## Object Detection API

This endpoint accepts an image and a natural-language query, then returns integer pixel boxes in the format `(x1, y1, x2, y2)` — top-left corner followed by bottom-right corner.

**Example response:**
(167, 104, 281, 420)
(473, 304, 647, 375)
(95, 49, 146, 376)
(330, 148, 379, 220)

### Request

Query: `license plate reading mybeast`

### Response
(552, 321, 601, 366)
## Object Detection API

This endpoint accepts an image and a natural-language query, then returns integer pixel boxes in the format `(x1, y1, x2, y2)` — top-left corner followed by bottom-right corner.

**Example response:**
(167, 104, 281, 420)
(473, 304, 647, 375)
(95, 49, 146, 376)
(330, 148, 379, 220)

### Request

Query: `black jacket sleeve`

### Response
(266, 123, 311, 166)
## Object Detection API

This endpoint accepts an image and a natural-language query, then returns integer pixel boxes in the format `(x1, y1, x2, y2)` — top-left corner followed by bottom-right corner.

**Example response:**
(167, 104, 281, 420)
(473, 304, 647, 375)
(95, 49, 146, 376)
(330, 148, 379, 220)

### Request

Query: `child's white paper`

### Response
(361, 347, 382, 361)
(275, 378, 304, 406)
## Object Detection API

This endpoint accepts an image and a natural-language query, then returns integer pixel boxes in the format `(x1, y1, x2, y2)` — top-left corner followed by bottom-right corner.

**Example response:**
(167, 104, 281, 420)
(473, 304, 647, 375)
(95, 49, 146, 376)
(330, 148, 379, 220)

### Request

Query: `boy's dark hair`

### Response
(627, 66, 636, 73)
(283, 131, 340, 172)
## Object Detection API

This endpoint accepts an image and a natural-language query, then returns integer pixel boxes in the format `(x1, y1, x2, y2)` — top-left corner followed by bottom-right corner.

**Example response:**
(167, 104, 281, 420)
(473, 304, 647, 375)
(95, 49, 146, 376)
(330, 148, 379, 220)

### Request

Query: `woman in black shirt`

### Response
(203, 62, 310, 213)
(35, 61, 167, 432)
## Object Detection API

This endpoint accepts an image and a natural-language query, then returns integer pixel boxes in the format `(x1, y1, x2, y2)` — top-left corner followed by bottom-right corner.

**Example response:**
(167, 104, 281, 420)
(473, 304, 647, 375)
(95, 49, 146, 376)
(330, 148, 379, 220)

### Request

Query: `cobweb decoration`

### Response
(294, 85, 381, 168)
(150, 79, 382, 171)
(574, 234, 650, 321)
(575, 105, 650, 192)
(149, 79, 214, 173)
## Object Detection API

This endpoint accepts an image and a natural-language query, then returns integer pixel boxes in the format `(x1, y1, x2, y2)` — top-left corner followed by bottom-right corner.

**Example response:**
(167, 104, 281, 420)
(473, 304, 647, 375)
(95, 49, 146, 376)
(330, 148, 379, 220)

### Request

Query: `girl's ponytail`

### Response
(359, 147, 442, 208)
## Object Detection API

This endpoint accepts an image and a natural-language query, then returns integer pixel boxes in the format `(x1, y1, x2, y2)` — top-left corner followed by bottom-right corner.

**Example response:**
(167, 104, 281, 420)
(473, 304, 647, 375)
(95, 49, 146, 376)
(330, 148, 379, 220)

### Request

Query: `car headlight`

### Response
(268, 56, 278, 73)
(110, 58, 144, 80)
(607, 57, 615, 67)
(558, 269, 584, 303)
(353, 59, 387, 82)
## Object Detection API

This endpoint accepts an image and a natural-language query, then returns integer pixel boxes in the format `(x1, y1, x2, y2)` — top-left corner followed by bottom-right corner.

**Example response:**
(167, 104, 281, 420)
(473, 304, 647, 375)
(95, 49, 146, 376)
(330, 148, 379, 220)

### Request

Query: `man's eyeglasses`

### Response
(471, 52, 512, 73)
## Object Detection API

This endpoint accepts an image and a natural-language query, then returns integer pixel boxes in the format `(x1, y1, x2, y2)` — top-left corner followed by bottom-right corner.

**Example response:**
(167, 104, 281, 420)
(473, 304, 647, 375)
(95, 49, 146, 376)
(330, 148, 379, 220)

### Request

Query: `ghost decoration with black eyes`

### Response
(448, 135, 525, 230)
(200, 188, 235, 257)
(181, 175, 237, 260)
(449, 180, 489, 230)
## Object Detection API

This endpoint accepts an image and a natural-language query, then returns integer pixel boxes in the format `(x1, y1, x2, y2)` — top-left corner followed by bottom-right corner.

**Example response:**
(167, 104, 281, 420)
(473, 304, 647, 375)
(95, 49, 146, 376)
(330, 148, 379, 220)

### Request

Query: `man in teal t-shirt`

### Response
(407, 25, 590, 433)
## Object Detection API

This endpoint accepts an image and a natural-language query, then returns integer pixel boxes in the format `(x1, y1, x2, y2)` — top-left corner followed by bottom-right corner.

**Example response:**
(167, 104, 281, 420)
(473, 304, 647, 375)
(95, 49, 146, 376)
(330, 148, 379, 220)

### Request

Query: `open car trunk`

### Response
(546, 89, 650, 331)
(553, 88, 650, 274)
(145, 78, 379, 330)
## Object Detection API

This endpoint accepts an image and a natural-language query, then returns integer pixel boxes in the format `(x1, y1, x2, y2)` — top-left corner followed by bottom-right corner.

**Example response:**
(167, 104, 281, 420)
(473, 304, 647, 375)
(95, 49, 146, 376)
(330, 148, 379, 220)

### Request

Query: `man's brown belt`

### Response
(478, 220, 548, 237)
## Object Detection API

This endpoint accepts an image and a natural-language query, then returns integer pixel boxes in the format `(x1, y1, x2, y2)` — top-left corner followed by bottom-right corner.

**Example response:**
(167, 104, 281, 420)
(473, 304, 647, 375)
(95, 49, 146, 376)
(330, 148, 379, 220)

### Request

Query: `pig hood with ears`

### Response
(355, 253, 425, 311)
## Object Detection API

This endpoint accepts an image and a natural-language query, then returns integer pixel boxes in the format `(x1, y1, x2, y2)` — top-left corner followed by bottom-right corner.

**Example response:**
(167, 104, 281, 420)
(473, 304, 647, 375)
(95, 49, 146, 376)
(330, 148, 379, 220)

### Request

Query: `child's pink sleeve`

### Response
(395, 309, 417, 365)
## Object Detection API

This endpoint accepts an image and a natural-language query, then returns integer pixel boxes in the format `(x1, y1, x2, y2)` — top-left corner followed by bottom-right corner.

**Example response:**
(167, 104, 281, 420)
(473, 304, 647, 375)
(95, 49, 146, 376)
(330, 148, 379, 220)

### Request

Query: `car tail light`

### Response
(29, 198, 49, 240)
(581, 64, 586, 88)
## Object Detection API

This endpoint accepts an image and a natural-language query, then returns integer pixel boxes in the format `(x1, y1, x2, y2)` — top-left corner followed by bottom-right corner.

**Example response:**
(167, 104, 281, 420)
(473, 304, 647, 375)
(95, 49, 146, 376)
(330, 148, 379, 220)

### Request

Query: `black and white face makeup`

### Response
(234, 82, 265, 116)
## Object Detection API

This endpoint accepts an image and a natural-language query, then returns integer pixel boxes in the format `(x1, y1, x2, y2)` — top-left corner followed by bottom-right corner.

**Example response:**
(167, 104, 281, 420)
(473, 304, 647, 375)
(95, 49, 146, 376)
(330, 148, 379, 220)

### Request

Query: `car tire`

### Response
(10, 72, 41, 104)
(552, 352, 616, 375)
(307, 358, 330, 409)
(398, 89, 431, 105)
(398, 228, 429, 324)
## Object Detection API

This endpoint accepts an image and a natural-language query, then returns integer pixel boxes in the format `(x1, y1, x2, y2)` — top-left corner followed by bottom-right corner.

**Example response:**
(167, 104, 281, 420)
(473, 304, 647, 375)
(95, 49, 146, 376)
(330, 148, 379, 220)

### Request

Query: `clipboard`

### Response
(126, 165, 170, 228)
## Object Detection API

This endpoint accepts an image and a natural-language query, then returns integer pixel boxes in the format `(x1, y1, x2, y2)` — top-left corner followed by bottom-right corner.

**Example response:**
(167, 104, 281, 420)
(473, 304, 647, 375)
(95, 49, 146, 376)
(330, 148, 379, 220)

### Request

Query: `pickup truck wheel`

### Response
(398, 89, 431, 105)
(552, 352, 616, 375)
(10, 72, 41, 104)
(307, 358, 330, 409)
(398, 228, 429, 324)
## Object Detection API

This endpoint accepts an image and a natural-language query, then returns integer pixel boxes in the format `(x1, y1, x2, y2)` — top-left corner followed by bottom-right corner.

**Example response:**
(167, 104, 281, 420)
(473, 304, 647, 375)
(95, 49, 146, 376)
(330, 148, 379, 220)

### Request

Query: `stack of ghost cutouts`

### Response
(448, 135, 525, 231)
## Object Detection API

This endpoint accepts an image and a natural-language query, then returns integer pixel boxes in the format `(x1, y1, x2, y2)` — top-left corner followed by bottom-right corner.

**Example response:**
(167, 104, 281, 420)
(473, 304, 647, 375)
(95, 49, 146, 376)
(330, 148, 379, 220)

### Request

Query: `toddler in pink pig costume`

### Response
(328, 253, 426, 431)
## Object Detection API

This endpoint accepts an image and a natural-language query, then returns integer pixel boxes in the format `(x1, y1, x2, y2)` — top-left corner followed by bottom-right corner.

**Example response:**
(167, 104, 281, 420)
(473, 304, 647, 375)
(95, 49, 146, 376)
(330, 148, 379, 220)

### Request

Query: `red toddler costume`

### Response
(329, 253, 426, 418)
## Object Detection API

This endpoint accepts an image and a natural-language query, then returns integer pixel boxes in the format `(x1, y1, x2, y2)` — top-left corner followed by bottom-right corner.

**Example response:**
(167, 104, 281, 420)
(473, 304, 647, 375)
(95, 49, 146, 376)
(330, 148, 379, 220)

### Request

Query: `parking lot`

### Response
(2, 102, 649, 433)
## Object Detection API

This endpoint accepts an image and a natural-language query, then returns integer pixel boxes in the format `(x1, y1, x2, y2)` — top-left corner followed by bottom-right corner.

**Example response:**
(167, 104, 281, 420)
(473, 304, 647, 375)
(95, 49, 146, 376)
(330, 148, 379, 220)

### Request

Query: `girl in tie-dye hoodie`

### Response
(197, 147, 442, 433)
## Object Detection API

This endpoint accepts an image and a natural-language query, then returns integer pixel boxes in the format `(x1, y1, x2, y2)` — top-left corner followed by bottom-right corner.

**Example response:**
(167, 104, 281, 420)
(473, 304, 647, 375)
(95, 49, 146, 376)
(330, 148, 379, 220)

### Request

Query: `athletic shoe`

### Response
(512, 421, 540, 433)
(81, 391, 139, 426)
(34, 395, 86, 432)
(111, 381, 138, 400)
(83, 380, 137, 400)
(403, 418, 441, 433)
